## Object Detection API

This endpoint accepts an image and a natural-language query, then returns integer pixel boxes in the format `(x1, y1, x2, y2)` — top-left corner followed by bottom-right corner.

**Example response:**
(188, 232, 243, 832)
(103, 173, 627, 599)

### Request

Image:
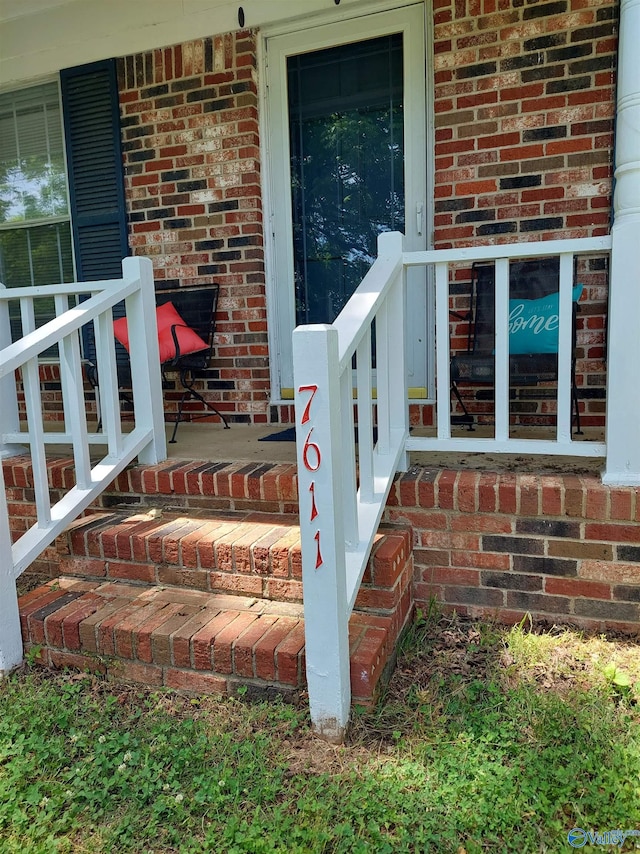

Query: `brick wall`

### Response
(117, 31, 269, 425)
(386, 468, 640, 634)
(434, 0, 616, 428)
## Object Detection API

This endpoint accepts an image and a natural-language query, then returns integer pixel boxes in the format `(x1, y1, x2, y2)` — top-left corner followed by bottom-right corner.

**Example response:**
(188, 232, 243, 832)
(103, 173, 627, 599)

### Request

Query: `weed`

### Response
(23, 645, 42, 668)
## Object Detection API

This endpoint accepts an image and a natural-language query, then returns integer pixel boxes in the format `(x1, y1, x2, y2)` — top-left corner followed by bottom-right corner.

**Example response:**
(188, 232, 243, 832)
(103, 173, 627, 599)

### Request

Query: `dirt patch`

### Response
(16, 572, 51, 597)
(383, 613, 639, 706)
(409, 451, 603, 475)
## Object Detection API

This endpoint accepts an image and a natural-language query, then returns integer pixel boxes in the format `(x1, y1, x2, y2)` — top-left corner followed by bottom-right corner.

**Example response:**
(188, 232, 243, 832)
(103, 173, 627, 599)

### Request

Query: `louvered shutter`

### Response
(60, 59, 128, 281)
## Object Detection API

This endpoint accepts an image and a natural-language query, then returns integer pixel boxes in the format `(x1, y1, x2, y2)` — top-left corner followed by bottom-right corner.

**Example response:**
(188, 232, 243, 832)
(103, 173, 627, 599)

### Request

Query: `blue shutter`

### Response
(60, 59, 128, 281)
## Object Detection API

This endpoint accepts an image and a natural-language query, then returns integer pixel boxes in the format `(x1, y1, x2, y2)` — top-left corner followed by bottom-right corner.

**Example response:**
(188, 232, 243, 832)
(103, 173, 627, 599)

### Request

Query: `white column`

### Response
(603, 0, 640, 485)
(0, 459, 23, 675)
(293, 324, 350, 743)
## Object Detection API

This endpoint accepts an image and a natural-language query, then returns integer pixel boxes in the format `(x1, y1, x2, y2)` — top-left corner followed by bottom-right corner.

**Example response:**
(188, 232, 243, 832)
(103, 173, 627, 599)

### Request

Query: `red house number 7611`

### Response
(298, 383, 323, 568)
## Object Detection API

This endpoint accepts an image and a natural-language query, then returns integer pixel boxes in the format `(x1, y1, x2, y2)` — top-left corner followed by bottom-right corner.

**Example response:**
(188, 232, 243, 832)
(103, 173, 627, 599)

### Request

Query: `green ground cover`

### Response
(1, 610, 639, 853)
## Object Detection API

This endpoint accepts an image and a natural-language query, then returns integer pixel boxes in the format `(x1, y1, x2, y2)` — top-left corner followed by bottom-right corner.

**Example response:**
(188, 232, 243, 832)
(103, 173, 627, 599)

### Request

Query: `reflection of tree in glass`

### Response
(0, 87, 72, 340)
(0, 223, 73, 347)
(291, 105, 404, 326)
(1, 158, 68, 223)
(1, 89, 68, 224)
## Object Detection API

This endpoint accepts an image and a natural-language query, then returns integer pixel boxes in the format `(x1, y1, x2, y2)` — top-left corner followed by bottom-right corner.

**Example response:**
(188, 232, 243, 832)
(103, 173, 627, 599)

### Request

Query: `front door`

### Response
(265, 4, 428, 397)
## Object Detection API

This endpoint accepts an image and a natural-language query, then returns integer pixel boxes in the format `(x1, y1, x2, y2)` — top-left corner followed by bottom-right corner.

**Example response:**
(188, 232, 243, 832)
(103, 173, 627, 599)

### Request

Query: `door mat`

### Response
(259, 426, 384, 443)
(259, 427, 297, 442)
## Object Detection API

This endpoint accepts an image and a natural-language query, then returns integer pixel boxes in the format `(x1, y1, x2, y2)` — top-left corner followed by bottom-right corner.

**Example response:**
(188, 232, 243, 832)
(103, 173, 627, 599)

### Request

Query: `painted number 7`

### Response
(298, 384, 318, 425)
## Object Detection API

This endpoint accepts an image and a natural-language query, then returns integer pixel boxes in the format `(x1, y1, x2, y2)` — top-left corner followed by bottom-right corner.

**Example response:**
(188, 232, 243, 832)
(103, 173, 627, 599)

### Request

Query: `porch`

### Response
(3, 223, 640, 744)
(11, 416, 637, 727)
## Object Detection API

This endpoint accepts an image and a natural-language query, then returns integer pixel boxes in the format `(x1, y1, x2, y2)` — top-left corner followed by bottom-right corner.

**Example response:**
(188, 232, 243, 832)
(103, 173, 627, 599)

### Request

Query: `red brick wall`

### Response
(433, 0, 616, 428)
(432, 0, 617, 245)
(117, 32, 269, 425)
(386, 468, 640, 634)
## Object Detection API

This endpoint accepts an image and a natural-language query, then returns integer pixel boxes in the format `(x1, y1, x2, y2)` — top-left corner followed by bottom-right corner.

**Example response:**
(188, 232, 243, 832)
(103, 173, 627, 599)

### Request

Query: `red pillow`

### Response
(113, 301, 208, 363)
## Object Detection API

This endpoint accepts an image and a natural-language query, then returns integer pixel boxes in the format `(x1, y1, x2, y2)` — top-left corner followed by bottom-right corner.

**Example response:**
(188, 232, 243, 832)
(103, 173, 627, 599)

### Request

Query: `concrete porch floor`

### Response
(158, 421, 606, 476)
(32, 419, 606, 475)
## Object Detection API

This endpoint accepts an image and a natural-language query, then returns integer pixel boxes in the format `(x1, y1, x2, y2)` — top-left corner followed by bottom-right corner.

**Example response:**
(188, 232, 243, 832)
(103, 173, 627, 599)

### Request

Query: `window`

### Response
(0, 60, 129, 356)
(0, 82, 74, 341)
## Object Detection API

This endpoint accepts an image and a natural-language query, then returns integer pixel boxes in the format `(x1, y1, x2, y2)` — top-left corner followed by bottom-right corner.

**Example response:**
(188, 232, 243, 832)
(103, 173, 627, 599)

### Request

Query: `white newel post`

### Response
(604, 0, 640, 484)
(122, 257, 167, 466)
(0, 460, 22, 675)
(293, 324, 351, 743)
(0, 285, 26, 673)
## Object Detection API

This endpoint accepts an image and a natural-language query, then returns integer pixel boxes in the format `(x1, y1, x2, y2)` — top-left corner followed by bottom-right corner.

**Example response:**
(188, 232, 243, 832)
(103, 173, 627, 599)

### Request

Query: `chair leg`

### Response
(450, 381, 475, 431)
(169, 371, 230, 444)
(571, 373, 583, 435)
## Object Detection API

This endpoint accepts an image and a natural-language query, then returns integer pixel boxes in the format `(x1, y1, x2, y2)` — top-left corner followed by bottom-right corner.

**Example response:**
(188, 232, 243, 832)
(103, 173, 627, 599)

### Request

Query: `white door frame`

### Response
(261, 1, 432, 401)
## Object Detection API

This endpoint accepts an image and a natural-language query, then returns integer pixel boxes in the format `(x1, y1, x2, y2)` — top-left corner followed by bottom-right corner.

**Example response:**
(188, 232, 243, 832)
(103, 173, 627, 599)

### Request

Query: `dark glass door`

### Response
(287, 34, 404, 326)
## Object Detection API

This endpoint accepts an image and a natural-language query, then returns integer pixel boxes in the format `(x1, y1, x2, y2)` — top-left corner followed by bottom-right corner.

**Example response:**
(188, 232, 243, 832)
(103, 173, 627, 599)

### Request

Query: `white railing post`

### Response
(603, 0, 640, 485)
(434, 261, 451, 440)
(379, 231, 409, 471)
(494, 258, 510, 443)
(293, 324, 350, 743)
(0, 285, 27, 458)
(375, 232, 404, 457)
(0, 459, 23, 675)
(121, 257, 167, 465)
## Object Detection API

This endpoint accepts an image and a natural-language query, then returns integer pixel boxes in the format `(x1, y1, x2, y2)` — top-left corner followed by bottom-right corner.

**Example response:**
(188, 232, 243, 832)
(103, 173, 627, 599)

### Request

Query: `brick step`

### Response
(19, 578, 398, 705)
(58, 509, 414, 624)
(60, 508, 305, 601)
(3, 455, 301, 518)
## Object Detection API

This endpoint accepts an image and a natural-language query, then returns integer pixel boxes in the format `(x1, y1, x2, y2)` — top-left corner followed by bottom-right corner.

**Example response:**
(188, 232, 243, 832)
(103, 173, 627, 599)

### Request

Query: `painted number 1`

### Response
(314, 531, 323, 569)
(309, 482, 318, 521)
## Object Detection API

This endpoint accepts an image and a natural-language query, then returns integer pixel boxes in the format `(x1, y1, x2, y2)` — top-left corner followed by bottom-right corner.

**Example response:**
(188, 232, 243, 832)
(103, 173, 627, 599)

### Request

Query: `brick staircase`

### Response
(18, 492, 414, 706)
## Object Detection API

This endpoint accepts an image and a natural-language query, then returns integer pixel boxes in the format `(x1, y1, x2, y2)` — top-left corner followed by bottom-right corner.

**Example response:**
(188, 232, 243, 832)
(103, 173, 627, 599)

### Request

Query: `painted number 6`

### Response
(302, 428, 321, 472)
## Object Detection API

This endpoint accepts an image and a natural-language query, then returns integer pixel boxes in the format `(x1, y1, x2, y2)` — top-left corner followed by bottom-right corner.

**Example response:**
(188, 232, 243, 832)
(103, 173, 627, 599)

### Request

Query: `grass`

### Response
(1, 609, 639, 853)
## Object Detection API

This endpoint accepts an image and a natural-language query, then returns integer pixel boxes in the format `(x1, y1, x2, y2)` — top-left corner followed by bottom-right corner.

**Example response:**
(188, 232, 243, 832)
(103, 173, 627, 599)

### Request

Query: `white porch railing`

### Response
(294, 231, 612, 741)
(0, 256, 167, 676)
(407, 236, 611, 457)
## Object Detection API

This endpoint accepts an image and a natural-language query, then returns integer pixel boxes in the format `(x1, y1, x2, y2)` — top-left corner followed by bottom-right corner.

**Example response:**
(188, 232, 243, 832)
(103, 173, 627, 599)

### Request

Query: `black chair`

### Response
(81, 299, 132, 421)
(450, 257, 583, 433)
(82, 283, 229, 443)
(156, 284, 230, 442)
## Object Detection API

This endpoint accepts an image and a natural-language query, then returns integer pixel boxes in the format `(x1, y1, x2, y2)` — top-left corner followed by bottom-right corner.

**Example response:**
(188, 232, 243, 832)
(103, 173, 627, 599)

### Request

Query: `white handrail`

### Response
(293, 232, 409, 742)
(0, 257, 167, 676)
(295, 231, 612, 740)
